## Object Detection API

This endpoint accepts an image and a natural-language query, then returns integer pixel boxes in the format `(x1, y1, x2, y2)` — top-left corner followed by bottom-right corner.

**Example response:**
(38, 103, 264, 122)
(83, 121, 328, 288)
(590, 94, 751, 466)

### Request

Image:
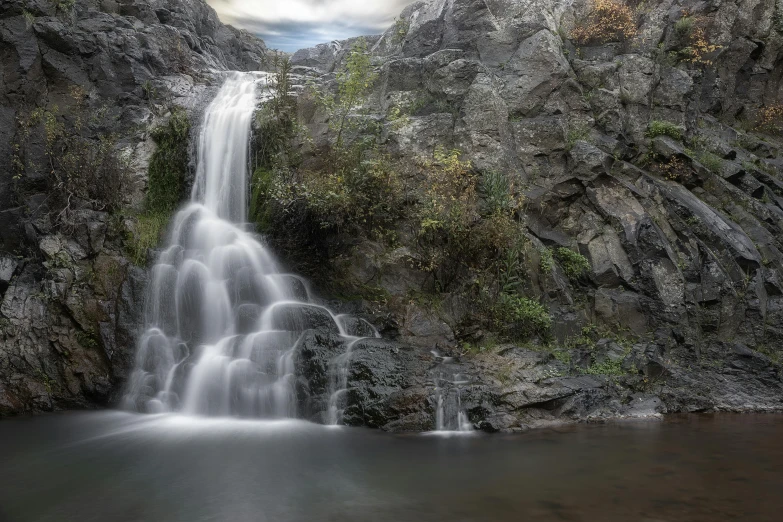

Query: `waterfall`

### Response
(122, 72, 373, 419)
(431, 352, 473, 433)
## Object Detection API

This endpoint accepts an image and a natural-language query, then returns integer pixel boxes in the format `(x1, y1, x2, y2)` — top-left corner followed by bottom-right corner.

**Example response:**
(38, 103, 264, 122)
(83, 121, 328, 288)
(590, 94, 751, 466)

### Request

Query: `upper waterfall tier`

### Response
(191, 72, 260, 222)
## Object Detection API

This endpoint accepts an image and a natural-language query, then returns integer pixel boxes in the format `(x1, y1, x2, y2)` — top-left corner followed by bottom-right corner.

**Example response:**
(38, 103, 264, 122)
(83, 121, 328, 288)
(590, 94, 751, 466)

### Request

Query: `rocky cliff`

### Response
(274, 0, 783, 430)
(2, 0, 783, 431)
(0, 0, 266, 414)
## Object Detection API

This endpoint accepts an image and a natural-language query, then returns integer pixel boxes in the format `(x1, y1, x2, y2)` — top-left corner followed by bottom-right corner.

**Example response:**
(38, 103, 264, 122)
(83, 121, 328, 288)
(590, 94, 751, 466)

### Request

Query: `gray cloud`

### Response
(207, 0, 414, 52)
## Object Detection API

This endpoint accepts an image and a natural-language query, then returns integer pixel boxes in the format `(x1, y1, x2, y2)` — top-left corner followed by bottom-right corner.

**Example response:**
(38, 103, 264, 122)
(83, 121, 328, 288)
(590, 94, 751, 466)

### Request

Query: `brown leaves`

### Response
(571, 0, 638, 45)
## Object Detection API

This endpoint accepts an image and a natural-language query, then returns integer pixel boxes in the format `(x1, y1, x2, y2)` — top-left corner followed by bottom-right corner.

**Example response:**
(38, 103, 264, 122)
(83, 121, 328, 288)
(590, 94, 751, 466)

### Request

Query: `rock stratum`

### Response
(2, 0, 783, 431)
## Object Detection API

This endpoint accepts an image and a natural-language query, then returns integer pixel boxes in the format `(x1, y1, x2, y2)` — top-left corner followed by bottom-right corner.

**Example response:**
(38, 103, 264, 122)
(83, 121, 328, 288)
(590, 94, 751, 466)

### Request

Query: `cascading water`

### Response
(122, 72, 370, 420)
(431, 351, 473, 433)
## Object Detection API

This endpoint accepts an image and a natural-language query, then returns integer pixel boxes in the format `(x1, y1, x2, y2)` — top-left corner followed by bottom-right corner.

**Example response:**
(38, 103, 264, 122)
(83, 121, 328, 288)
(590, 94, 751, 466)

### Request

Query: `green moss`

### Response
(127, 211, 169, 265)
(647, 120, 683, 141)
(146, 108, 190, 214)
(462, 339, 501, 355)
(565, 121, 591, 150)
(554, 247, 590, 281)
(756, 344, 782, 366)
(693, 151, 722, 174)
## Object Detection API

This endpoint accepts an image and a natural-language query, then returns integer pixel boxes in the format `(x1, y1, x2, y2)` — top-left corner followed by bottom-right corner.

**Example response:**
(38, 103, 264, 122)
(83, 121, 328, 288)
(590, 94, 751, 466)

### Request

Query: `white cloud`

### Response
(207, 0, 414, 52)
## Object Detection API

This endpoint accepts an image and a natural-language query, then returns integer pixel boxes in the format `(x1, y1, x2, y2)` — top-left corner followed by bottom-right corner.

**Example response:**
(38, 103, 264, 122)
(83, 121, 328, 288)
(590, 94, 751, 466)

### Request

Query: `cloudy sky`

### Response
(207, 0, 414, 52)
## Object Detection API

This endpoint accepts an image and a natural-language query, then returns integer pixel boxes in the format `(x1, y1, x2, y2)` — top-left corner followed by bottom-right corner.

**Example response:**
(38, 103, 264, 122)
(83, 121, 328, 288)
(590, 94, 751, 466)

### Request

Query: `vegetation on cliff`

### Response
(127, 108, 191, 265)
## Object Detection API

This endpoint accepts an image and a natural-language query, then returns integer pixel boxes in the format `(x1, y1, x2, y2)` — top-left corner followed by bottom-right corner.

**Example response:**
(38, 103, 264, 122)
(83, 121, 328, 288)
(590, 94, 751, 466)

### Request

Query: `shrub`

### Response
(493, 294, 552, 337)
(127, 107, 190, 265)
(674, 15, 696, 37)
(480, 170, 521, 216)
(647, 120, 682, 140)
(695, 151, 723, 174)
(554, 247, 591, 280)
(571, 0, 638, 45)
(146, 108, 190, 214)
(655, 156, 690, 181)
(757, 104, 783, 135)
(255, 54, 300, 172)
(391, 17, 410, 44)
(539, 247, 554, 275)
(12, 89, 133, 229)
(261, 150, 405, 235)
(672, 11, 720, 65)
(314, 38, 378, 149)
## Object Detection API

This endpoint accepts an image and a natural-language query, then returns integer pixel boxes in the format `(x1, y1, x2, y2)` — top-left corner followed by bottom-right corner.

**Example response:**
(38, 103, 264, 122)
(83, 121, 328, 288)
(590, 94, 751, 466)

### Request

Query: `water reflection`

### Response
(1, 413, 781, 521)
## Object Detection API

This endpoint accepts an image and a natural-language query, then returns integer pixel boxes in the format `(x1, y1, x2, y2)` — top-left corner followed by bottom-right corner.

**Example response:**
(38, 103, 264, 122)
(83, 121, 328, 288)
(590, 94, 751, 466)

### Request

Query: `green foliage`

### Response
(498, 243, 524, 295)
(461, 339, 501, 355)
(583, 357, 625, 376)
(647, 120, 682, 140)
(146, 108, 189, 214)
(249, 167, 275, 230)
(51, 0, 75, 13)
(539, 247, 554, 275)
(76, 329, 99, 350)
(260, 150, 405, 235)
(695, 150, 723, 174)
(127, 211, 168, 265)
(565, 121, 591, 150)
(255, 54, 301, 173)
(13, 88, 133, 228)
(320, 38, 378, 149)
(552, 349, 572, 365)
(493, 294, 552, 337)
(480, 170, 519, 215)
(391, 17, 410, 44)
(756, 344, 782, 366)
(674, 15, 696, 37)
(554, 247, 591, 280)
(126, 107, 189, 265)
(22, 9, 35, 28)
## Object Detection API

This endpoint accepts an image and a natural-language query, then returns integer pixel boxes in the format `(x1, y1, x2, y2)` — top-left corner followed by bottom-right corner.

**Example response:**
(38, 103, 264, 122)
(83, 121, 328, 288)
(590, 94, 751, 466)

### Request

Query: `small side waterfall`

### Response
(431, 352, 473, 433)
(326, 337, 366, 426)
(122, 72, 376, 420)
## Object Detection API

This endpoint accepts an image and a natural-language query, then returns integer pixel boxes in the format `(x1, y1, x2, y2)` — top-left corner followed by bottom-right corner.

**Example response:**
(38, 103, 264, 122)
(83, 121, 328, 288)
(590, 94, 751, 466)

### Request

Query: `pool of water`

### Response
(1, 412, 781, 521)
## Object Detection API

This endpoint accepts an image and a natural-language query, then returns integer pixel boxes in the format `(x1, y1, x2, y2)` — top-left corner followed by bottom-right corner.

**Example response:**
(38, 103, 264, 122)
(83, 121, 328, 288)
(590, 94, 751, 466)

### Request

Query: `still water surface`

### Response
(1, 412, 781, 521)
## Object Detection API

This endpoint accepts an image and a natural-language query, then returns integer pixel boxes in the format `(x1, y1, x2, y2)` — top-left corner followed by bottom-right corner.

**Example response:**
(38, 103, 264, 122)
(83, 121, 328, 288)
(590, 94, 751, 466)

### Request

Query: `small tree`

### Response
(317, 38, 377, 150)
(255, 53, 299, 172)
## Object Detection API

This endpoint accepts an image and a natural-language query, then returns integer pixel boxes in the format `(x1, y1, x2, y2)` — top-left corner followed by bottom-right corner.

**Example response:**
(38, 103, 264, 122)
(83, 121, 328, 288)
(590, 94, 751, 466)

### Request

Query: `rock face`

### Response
(0, 0, 266, 414)
(282, 0, 783, 430)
